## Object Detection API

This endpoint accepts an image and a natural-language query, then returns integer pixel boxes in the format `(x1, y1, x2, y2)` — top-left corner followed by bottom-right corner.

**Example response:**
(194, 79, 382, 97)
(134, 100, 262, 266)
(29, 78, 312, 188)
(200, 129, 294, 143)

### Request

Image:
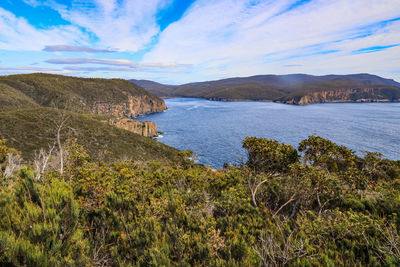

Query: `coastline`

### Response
(160, 96, 400, 105)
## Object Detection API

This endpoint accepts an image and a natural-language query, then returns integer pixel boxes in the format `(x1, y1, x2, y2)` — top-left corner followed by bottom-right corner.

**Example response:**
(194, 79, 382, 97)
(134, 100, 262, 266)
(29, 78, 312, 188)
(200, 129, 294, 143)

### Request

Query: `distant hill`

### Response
(130, 79, 177, 97)
(0, 73, 179, 162)
(131, 74, 400, 104)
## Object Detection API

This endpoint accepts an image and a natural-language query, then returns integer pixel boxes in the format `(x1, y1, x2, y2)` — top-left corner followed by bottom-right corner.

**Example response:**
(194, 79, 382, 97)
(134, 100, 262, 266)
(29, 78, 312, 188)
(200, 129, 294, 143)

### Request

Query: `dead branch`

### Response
(273, 194, 296, 217)
(34, 143, 55, 181)
(4, 151, 22, 178)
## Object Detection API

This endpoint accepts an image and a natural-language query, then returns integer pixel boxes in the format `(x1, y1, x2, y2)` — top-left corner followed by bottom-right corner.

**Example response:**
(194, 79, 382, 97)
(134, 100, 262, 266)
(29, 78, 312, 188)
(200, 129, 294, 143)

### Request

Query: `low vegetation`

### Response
(0, 135, 399, 266)
(0, 73, 176, 163)
(0, 73, 161, 113)
(0, 107, 180, 163)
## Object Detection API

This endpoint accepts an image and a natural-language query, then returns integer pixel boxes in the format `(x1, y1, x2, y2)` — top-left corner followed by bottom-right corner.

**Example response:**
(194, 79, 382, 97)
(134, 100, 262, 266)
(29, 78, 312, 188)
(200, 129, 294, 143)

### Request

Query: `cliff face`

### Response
(92, 94, 166, 138)
(0, 74, 167, 138)
(92, 94, 167, 118)
(112, 119, 158, 138)
(276, 88, 400, 105)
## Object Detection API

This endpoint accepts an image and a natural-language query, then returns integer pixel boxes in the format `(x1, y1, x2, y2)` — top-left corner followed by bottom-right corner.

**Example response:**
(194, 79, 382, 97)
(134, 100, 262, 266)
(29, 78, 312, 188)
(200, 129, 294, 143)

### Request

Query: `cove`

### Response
(137, 98, 400, 168)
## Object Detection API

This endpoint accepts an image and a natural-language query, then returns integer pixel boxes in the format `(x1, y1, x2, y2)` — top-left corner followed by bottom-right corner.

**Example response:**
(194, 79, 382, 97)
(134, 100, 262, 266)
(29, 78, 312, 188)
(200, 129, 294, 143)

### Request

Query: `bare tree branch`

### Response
(4, 151, 22, 178)
(34, 143, 55, 181)
(273, 194, 296, 217)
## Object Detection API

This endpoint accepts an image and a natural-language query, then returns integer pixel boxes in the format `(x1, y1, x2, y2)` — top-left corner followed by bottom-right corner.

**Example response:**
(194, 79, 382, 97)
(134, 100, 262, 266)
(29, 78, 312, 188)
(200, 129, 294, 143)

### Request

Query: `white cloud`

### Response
(53, 0, 170, 51)
(0, 65, 74, 74)
(1, 0, 170, 52)
(45, 57, 190, 68)
(43, 45, 117, 53)
(62, 65, 187, 74)
(0, 7, 86, 50)
(1, 0, 400, 82)
(144, 0, 400, 82)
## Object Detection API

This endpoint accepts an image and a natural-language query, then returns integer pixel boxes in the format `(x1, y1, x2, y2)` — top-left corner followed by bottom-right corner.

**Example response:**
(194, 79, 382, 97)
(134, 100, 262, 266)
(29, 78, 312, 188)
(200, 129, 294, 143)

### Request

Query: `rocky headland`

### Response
(91, 94, 166, 137)
(111, 118, 159, 138)
(275, 87, 400, 105)
(132, 73, 400, 105)
(0, 73, 167, 137)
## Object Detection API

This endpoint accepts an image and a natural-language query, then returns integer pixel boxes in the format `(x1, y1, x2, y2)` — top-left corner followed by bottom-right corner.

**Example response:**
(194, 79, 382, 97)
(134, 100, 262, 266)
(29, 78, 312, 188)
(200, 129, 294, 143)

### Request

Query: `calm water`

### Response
(137, 98, 400, 168)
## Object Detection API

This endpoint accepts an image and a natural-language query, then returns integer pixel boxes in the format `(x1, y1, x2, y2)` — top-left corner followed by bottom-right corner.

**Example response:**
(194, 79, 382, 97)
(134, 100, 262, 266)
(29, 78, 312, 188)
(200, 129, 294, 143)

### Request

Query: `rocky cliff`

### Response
(275, 88, 400, 105)
(112, 119, 158, 138)
(92, 94, 166, 138)
(0, 73, 167, 138)
(92, 94, 167, 118)
(93, 94, 166, 138)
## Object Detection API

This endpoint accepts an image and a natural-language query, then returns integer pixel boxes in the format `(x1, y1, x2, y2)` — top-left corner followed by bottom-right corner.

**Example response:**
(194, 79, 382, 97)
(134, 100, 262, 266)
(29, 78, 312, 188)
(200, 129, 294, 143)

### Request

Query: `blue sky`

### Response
(0, 0, 400, 84)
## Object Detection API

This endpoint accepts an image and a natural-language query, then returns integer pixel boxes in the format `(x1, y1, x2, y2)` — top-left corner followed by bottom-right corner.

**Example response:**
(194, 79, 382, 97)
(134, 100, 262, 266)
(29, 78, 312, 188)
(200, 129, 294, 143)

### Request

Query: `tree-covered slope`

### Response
(0, 73, 166, 116)
(0, 82, 39, 111)
(0, 136, 399, 266)
(132, 73, 400, 103)
(0, 107, 180, 162)
(0, 73, 174, 161)
(130, 79, 177, 97)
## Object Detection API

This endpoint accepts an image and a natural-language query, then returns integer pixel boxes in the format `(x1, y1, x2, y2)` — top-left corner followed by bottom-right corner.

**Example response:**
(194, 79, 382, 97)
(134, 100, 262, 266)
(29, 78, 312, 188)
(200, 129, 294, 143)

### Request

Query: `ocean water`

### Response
(137, 98, 400, 168)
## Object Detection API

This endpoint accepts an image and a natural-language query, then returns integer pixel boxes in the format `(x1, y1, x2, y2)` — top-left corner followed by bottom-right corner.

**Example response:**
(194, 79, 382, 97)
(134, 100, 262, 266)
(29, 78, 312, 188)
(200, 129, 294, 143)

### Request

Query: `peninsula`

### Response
(131, 73, 400, 104)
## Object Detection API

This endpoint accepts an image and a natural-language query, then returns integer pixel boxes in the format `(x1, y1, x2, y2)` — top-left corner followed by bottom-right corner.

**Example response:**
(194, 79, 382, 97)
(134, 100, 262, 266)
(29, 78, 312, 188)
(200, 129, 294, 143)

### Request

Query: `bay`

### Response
(137, 98, 400, 168)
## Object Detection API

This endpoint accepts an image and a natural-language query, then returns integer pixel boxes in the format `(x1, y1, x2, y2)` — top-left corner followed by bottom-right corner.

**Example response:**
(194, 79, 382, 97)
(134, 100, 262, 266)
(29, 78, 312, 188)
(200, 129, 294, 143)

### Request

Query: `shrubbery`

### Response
(0, 136, 399, 266)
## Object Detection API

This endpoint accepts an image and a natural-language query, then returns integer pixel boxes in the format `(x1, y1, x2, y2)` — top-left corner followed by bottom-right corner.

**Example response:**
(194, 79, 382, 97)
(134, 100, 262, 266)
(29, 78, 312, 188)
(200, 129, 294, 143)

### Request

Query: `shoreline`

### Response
(160, 96, 400, 105)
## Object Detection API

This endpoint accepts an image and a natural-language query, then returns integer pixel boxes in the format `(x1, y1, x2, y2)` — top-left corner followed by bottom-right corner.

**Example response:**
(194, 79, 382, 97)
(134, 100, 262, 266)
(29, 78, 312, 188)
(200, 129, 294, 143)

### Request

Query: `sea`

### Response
(137, 98, 400, 168)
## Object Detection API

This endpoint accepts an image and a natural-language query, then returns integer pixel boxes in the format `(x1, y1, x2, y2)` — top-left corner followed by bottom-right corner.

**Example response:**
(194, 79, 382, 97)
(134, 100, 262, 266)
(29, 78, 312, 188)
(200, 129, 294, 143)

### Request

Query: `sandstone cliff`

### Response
(0, 73, 167, 138)
(92, 94, 167, 118)
(275, 88, 400, 105)
(112, 119, 158, 138)
(93, 94, 166, 138)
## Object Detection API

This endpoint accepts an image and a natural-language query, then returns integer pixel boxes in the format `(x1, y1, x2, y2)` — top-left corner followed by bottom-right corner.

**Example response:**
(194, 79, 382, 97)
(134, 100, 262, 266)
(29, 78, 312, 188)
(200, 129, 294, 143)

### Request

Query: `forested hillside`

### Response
(0, 108, 180, 162)
(0, 74, 176, 161)
(132, 73, 400, 104)
(0, 135, 399, 266)
(1, 73, 167, 116)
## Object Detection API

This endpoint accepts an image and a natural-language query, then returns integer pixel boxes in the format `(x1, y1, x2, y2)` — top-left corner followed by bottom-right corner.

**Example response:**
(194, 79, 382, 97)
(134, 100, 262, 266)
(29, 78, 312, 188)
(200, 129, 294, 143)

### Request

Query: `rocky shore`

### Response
(93, 93, 167, 138)
(274, 88, 400, 105)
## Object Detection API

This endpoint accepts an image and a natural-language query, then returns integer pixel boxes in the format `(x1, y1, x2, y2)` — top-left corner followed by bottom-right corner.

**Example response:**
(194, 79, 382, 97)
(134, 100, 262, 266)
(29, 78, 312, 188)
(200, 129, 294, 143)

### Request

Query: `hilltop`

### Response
(0, 73, 179, 162)
(1, 73, 166, 116)
(131, 73, 400, 104)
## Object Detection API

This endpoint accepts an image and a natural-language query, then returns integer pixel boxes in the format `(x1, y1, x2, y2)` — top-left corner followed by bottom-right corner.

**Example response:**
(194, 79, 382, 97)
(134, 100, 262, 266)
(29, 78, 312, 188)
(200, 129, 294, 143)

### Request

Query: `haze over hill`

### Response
(131, 73, 400, 104)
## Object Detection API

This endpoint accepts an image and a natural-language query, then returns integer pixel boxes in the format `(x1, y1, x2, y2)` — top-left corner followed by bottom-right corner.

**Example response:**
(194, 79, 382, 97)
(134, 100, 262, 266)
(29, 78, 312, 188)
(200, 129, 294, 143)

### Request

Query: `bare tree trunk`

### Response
(4, 152, 22, 178)
(34, 144, 55, 181)
(246, 169, 278, 207)
(52, 107, 69, 175)
(57, 124, 64, 175)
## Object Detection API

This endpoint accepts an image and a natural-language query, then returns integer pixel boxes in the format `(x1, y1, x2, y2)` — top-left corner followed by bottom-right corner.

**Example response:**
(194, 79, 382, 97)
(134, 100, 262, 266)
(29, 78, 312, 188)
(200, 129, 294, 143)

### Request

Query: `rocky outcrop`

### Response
(90, 93, 166, 138)
(0, 73, 166, 138)
(276, 88, 400, 105)
(112, 118, 158, 138)
(92, 94, 167, 118)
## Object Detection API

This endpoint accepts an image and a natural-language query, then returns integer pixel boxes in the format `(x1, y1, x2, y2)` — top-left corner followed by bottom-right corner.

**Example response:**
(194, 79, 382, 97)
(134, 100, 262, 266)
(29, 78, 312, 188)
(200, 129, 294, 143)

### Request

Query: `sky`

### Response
(0, 0, 399, 84)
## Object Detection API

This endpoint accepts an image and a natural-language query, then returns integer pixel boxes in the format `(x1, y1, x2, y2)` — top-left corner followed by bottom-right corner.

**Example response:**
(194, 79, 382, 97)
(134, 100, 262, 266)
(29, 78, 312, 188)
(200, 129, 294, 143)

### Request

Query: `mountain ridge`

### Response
(130, 73, 400, 104)
(1, 73, 167, 116)
(0, 73, 179, 162)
